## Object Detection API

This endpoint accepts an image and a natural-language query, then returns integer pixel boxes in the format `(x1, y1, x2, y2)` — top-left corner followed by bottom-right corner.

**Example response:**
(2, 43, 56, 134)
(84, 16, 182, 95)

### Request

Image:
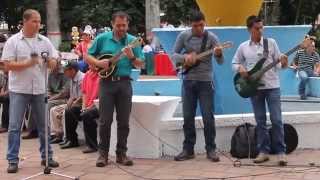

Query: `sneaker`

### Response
(253, 153, 269, 163)
(277, 154, 288, 166)
(174, 150, 195, 161)
(207, 150, 220, 162)
(7, 163, 18, 173)
(300, 95, 307, 100)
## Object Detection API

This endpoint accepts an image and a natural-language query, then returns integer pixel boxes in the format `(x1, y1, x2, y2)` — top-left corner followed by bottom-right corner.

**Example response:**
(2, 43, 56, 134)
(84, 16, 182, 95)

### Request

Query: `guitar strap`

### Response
(200, 30, 209, 53)
(183, 30, 208, 75)
(262, 38, 269, 64)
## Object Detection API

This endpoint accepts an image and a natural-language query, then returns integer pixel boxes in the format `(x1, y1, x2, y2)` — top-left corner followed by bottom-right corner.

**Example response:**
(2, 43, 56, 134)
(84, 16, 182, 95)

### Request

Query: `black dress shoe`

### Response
(22, 132, 38, 139)
(174, 150, 195, 161)
(116, 153, 133, 166)
(96, 154, 108, 167)
(7, 163, 18, 173)
(0, 127, 8, 133)
(82, 146, 97, 153)
(59, 139, 69, 146)
(60, 141, 79, 149)
(207, 150, 220, 162)
(41, 159, 59, 168)
(50, 137, 63, 144)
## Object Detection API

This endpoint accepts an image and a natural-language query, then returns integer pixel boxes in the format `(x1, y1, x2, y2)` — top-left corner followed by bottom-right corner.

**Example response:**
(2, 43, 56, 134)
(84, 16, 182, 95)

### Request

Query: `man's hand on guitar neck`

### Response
(183, 52, 197, 66)
(123, 47, 135, 59)
(213, 46, 223, 57)
(279, 54, 288, 68)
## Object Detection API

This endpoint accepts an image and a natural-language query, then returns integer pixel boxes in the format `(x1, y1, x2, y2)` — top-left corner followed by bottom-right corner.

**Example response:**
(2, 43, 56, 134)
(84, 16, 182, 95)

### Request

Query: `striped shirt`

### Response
(294, 49, 320, 71)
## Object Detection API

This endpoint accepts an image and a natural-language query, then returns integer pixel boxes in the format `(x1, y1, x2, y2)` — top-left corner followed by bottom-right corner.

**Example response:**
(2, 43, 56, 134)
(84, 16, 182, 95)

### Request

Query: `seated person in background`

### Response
(292, 39, 320, 100)
(74, 30, 92, 73)
(59, 61, 84, 149)
(0, 70, 9, 133)
(47, 61, 69, 143)
(48, 60, 68, 98)
(79, 65, 100, 153)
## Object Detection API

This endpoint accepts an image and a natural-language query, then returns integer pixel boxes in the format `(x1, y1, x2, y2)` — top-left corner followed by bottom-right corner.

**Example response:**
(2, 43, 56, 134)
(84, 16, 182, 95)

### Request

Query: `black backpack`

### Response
(230, 123, 258, 159)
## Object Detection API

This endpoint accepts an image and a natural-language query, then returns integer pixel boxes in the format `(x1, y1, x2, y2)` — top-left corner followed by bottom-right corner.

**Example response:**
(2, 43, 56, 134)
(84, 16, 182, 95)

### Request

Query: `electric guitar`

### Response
(234, 36, 313, 98)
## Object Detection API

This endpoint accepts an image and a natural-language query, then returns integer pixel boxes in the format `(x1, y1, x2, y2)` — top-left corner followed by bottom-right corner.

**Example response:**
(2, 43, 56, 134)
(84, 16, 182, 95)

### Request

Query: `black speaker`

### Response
(269, 123, 298, 154)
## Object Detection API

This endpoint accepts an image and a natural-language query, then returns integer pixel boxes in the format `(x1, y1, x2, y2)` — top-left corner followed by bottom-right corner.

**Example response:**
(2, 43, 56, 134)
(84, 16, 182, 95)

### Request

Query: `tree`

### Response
(160, 0, 199, 26)
(47, 0, 61, 48)
(279, 0, 320, 25)
(145, 0, 160, 33)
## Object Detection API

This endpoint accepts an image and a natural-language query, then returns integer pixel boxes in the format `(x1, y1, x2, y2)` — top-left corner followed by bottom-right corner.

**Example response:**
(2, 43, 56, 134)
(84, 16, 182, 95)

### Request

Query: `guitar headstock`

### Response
(220, 41, 233, 49)
(300, 35, 316, 49)
(129, 37, 143, 48)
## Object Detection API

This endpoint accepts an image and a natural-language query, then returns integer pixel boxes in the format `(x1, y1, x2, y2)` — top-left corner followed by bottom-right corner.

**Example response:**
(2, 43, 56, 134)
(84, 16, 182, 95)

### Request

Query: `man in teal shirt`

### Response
(86, 11, 144, 167)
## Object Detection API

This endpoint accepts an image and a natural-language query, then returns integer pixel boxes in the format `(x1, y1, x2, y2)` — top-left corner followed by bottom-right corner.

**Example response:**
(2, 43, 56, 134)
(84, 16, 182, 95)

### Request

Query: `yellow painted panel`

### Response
(196, 0, 263, 26)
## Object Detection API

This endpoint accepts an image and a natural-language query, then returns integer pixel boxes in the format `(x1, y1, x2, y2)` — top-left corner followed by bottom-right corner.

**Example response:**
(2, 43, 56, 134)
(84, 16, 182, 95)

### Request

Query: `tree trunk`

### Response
(46, 0, 61, 49)
(294, 0, 303, 24)
(145, 0, 160, 33)
(270, 0, 280, 25)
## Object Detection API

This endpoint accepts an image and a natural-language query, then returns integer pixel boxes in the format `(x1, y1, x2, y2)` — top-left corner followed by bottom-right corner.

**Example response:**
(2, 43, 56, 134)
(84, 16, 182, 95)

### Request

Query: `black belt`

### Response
(105, 76, 131, 81)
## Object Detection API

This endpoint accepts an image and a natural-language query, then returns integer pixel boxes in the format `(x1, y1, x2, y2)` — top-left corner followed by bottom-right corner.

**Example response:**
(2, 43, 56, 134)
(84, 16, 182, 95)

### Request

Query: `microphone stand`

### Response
(22, 52, 79, 180)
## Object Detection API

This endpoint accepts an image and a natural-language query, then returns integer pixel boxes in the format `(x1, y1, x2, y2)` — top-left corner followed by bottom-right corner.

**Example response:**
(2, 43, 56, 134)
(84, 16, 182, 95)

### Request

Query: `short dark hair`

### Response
(112, 11, 130, 22)
(246, 15, 262, 29)
(63, 60, 79, 71)
(190, 11, 205, 22)
(0, 34, 6, 43)
(23, 9, 40, 21)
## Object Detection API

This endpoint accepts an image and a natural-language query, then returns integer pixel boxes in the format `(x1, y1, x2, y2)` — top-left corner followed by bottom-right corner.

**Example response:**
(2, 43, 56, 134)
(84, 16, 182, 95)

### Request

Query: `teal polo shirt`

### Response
(88, 31, 144, 77)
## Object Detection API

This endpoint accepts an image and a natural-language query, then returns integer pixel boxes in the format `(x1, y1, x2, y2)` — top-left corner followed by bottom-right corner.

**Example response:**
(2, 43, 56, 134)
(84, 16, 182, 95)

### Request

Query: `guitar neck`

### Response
(195, 49, 214, 60)
(195, 45, 229, 60)
(260, 44, 301, 74)
(109, 51, 123, 63)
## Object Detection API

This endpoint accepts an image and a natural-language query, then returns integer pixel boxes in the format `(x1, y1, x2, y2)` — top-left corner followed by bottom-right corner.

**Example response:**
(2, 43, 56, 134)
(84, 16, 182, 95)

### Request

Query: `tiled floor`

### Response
(1, 132, 320, 180)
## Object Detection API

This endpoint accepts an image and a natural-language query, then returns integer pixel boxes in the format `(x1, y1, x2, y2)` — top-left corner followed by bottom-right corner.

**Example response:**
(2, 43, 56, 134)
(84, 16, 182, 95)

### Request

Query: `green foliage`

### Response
(59, 40, 71, 52)
(279, 0, 320, 25)
(59, 0, 145, 34)
(160, 0, 199, 26)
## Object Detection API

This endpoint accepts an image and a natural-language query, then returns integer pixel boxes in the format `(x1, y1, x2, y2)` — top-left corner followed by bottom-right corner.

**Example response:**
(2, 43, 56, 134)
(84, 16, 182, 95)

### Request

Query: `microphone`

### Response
(41, 51, 49, 62)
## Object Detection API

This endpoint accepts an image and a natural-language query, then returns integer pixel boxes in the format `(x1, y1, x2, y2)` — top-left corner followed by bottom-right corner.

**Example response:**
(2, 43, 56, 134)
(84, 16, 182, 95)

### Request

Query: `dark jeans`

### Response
(81, 107, 99, 149)
(64, 106, 81, 143)
(182, 80, 216, 153)
(250, 88, 286, 154)
(0, 95, 9, 129)
(98, 79, 132, 155)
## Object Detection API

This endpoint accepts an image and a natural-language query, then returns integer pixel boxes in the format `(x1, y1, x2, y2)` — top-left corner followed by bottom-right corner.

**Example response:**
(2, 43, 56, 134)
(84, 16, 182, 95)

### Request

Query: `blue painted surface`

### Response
(307, 77, 320, 97)
(132, 26, 310, 114)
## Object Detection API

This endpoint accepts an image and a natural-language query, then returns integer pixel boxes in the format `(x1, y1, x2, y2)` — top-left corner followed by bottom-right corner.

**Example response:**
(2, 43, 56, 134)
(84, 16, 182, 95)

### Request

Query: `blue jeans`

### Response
(250, 88, 286, 154)
(182, 80, 216, 152)
(298, 70, 315, 96)
(7, 92, 53, 164)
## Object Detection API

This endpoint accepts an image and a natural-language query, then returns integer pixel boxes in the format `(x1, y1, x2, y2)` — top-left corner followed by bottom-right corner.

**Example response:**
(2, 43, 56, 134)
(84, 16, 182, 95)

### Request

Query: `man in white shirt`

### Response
(232, 15, 288, 166)
(1, 9, 59, 173)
